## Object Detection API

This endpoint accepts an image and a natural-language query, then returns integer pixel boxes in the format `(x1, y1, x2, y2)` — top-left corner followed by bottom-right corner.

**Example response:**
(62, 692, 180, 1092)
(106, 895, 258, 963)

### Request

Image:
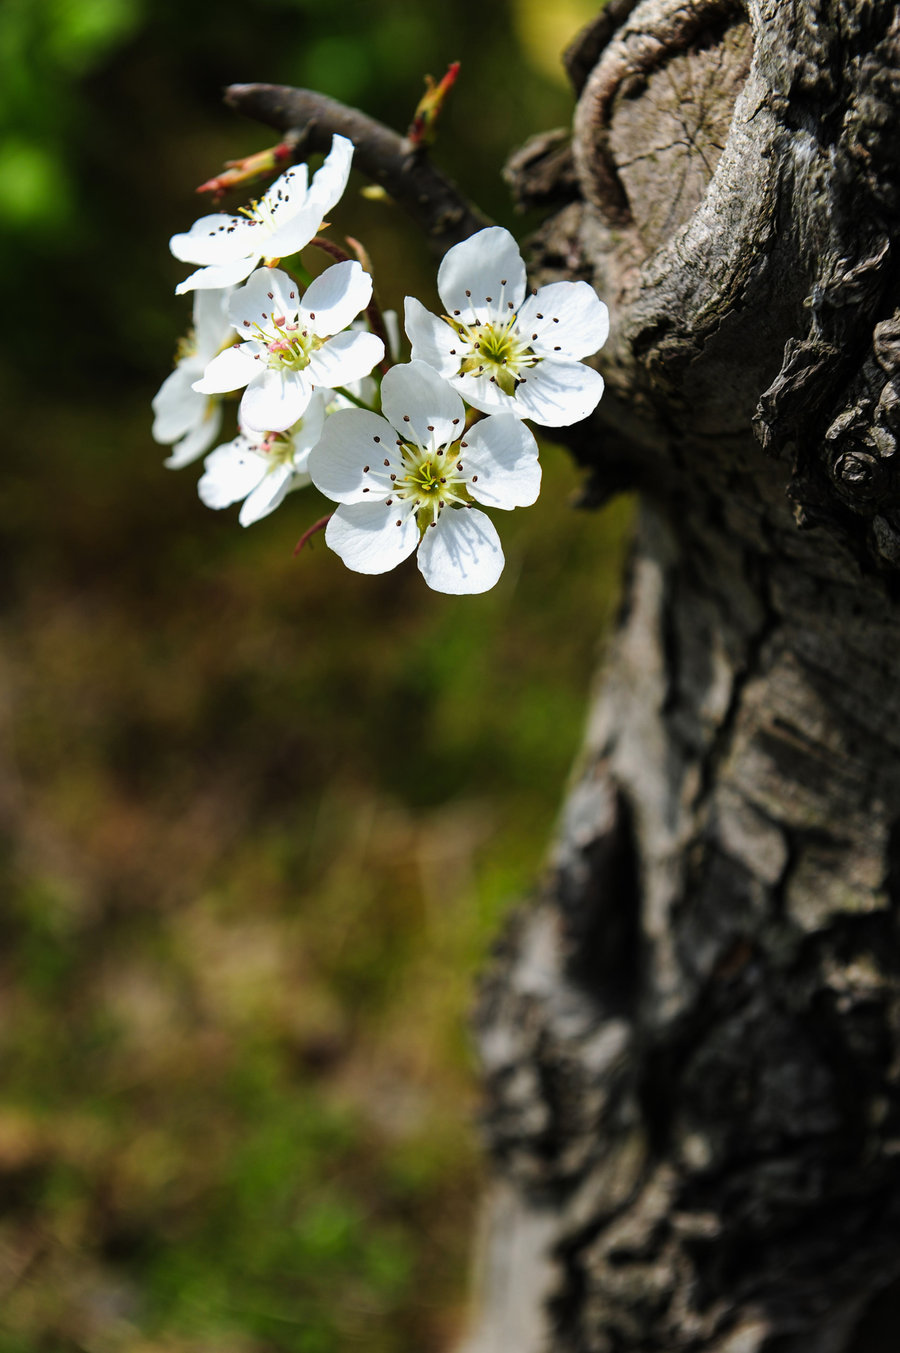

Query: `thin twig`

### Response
(293, 514, 332, 555)
(225, 83, 490, 255)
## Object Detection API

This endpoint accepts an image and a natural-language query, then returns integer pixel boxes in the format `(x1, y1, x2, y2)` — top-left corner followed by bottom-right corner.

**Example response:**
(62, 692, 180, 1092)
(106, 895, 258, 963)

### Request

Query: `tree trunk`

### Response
(464, 2, 900, 1350)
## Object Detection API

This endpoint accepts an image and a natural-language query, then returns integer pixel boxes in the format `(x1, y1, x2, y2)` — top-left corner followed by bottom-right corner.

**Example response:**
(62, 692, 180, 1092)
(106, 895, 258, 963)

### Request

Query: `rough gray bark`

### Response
(462, 1, 900, 1350)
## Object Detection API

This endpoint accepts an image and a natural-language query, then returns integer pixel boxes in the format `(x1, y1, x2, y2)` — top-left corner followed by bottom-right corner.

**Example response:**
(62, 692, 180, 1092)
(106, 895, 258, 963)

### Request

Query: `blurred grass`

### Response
(0, 1, 628, 1349)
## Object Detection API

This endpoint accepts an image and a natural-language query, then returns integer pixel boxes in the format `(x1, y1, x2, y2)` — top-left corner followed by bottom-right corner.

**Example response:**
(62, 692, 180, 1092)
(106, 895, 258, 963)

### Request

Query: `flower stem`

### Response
(293, 513, 332, 555)
(333, 386, 375, 411)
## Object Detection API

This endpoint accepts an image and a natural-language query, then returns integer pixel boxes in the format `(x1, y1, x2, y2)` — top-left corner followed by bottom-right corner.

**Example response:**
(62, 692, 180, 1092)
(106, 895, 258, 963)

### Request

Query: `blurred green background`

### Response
(0, 1, 629, 1349)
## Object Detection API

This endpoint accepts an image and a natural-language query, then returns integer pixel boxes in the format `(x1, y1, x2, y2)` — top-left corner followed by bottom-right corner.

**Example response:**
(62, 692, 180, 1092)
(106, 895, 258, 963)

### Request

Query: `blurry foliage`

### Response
(0, 1, 628, 1350)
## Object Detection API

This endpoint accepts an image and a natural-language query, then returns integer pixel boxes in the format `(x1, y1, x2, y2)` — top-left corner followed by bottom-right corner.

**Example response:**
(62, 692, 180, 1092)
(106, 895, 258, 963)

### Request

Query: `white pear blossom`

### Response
(198, 394, 327, 527)
(404, 226, 608, 426)
(170, 134, 354, 295)
(308, 361, 541, 595)
(193, 262, 384, 434)
(152, 286, 237, 469)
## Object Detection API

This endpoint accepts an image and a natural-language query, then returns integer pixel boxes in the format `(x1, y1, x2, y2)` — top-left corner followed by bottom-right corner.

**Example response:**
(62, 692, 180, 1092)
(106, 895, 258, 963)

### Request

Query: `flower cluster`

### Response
(154, 134, 609, 594)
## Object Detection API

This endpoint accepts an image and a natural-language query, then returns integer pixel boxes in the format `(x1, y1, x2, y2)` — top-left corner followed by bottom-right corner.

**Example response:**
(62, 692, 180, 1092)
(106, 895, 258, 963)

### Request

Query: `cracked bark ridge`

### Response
(465, 2, 900, 1351)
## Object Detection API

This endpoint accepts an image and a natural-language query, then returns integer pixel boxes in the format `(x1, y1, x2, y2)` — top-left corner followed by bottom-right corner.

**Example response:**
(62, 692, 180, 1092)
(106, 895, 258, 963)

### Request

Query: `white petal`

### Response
(175, 256, 257, 295)
(381, 361, 464, 450)
(288, 392, 327, 469)
(463, 415, 542, 509)
(198, 438, 267, 509)
(383, 308, 401, 361)
(229, 266, 300, 332)
(169, 213, 258, 265)
(164, 400, 223, 469)
(512, 360, 606, 426)
(301, 261, 372, 336)
(437, 227, 527, 320)
(307, 135, 354, 216)
(404, 297, 458, 377)
(266, 139, 350, 258)
(308, 409, 396, 503)
(240, 368, 313, 432)
(258, 162, 309, 227)
(326, 500, 419, 575)
(263, 161, 309, 206)
(447, 368, 519, 416)
(263, 200, 324, 260)
(192, 343, 260, 394)
(517, 282, 609, 360)
(193, 286, 236, 358)
(307, 330, 384, 390)
(238, 463, 295, 526)
(152, 366, 204, 443)
(417, 508, 504, 594)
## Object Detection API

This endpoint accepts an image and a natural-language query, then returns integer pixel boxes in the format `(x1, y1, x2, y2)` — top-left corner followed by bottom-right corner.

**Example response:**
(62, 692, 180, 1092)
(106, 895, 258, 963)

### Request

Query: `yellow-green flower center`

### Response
(258, 431, 297, 469)
(446, 314, 540, 396)
(393, 442, 472, 531)
(256, 314, 321, 373)
(175, 329, 197, 364)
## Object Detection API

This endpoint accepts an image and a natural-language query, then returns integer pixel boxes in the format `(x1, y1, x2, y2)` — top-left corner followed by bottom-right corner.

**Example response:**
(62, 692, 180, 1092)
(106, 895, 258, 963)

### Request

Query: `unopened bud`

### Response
(196, 140, 295, 201)
(408, 62, 460, 148)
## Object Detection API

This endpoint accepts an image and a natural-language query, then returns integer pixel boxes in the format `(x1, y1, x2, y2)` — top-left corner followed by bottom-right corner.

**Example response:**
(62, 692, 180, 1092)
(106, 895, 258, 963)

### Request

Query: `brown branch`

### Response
(224, 83, 490, 255)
